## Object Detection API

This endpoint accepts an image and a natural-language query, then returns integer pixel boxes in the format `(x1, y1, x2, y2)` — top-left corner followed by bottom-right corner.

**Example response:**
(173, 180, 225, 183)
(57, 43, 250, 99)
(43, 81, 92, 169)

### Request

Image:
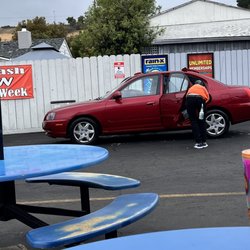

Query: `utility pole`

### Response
(0, 99, 4, 160)
(53, 10, 56, 23)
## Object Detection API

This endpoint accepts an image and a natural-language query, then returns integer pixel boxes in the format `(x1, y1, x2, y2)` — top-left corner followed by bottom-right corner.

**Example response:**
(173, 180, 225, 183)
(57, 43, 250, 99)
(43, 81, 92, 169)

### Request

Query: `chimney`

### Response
(17, 28, 32, 49)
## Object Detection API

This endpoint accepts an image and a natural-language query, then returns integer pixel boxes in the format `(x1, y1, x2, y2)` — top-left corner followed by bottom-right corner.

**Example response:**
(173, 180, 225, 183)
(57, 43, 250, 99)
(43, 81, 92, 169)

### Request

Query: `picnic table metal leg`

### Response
(0, 181, 48, 228)
(17, 204, 86, 217)
(105, 230, 118, 239)
(6, 204, 48, 228)
(0, 181, 16, 220)
(80, 186, 90, 213)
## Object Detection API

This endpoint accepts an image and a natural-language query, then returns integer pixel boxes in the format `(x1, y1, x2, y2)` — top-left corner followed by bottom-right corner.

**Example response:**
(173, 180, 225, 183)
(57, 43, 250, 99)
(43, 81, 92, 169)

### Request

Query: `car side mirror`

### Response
(112, 91, 122, 100)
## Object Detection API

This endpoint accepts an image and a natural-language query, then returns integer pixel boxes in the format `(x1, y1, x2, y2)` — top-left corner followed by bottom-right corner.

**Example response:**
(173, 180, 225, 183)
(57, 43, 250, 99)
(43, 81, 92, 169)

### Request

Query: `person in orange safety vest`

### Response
(185, 79, 210, 149)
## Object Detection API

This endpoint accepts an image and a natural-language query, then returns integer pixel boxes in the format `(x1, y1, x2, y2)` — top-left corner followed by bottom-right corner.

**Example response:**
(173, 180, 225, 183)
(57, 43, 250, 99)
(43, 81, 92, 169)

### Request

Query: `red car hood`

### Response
(51, 99, 104, 112)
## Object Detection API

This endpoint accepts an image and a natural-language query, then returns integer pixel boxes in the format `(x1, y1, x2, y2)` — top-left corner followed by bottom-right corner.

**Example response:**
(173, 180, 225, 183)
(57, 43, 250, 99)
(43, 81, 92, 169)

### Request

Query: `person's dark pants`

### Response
(186, 96, 207, 144)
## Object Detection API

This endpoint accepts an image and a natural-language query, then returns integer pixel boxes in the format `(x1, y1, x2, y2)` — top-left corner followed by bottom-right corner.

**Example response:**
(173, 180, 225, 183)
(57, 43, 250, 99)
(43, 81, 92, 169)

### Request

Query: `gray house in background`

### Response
(0, 28, 72, 61)
(13, 42, 69, 61)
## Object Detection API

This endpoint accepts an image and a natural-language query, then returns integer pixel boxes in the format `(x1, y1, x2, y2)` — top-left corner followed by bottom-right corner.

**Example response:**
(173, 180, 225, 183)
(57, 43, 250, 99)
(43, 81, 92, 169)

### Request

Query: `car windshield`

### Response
(96, 76, 132, 100)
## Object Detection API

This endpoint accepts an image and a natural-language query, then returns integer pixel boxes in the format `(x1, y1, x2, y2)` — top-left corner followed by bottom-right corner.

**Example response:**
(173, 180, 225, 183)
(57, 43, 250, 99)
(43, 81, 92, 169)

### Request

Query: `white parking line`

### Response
(19, 192, 245, 205)
(160, 192, 245, 198)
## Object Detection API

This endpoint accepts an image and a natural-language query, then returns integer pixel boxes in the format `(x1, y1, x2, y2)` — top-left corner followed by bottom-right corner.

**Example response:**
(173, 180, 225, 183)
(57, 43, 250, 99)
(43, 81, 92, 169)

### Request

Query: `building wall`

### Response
(59, 40, 73, 58)
(157, 41, 250, 86)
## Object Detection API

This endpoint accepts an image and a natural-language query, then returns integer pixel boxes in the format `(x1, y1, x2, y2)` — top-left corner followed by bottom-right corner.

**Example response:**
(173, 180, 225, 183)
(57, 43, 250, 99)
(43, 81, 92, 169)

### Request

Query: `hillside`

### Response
(0, 27, 15, 41)
(0, 27, 79, 42)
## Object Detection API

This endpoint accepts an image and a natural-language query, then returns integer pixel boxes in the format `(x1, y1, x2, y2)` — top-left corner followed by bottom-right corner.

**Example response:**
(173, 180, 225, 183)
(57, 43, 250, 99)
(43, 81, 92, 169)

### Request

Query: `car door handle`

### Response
(146, 102, 155, 105)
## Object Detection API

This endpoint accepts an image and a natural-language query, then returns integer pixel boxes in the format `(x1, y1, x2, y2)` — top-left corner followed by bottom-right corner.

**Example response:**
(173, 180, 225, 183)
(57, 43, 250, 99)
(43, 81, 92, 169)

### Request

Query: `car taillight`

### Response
(244, 88, 250, 98)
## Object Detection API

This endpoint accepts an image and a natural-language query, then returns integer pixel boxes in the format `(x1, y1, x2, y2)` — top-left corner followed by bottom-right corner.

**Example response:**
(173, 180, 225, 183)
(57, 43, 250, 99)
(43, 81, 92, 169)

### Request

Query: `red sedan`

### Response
(42, 68, 250, 144)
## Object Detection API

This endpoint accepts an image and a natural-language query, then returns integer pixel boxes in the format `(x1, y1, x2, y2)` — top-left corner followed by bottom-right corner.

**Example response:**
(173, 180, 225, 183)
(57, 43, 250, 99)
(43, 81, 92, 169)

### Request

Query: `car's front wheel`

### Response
(69, 117, 99, 145)
(206, 110, 230, 138)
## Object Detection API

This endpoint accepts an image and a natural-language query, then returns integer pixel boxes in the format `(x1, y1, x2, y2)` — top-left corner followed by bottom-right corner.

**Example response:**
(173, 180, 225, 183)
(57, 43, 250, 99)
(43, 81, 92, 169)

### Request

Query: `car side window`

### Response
(121, 75, 160, 98)
(164, 73, 189, 94)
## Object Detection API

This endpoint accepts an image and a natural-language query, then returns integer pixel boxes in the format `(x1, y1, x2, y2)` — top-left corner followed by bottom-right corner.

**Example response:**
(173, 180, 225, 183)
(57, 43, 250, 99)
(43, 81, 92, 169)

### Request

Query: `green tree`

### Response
(237, 0, 250, 8)
(76, 16, 86, 29)
(69, 0, 163, 57)
(12, 17, 68, 40)
(66, 16, 86, 30)
(67, 17, 77, 27)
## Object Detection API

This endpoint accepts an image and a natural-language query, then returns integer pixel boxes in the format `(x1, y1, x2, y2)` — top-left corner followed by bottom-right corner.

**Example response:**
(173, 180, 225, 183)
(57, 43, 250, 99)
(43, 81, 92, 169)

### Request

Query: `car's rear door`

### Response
(104, 74, 163, 132)
(160, 72, 190, 129)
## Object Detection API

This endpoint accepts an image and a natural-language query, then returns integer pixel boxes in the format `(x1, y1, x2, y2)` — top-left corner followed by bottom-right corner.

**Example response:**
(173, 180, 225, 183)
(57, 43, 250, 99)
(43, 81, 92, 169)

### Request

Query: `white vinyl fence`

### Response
(0, 54, 141, 134)
(0, 50, 250, 135)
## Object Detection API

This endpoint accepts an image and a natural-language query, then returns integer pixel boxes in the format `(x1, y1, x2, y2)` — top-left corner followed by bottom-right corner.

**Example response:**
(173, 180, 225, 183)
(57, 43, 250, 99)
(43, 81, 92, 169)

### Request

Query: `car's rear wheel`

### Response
(206, 110, 230, 138)
(69, 117, 99, 145)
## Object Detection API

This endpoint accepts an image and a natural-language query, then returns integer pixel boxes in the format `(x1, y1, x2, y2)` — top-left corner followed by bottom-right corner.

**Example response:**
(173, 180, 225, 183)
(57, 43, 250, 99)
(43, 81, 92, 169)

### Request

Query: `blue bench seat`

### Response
(26, 172, 140, 213)
(26, 192, 159, 249)
(26, 172, 140, 190)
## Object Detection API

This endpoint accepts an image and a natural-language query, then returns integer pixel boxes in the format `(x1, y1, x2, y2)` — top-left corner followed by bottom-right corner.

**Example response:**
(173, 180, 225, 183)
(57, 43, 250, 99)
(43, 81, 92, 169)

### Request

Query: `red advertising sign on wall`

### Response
(187, 53, 214, 78)
(0, 65, 34, 100)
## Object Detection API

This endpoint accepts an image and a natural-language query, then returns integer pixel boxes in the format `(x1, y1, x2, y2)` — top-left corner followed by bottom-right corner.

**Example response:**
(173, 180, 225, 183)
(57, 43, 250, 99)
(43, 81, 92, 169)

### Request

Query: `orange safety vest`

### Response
(187, 84, 210, 103)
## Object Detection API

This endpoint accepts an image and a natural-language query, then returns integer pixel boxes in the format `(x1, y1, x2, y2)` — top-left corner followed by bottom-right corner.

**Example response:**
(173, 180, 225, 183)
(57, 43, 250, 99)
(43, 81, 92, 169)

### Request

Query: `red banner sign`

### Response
(0, 65, 34, 100)
(187, 53, 214, 78)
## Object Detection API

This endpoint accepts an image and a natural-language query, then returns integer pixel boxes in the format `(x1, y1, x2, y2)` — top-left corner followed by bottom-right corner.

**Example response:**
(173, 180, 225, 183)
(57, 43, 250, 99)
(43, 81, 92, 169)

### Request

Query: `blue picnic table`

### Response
(0, 144, 108, 228)
(65, 226, 250, 250)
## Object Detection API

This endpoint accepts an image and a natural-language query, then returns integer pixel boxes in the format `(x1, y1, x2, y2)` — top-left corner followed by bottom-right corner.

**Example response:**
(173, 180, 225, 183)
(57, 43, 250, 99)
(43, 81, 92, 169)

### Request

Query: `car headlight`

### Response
(46, 112, 56, 120)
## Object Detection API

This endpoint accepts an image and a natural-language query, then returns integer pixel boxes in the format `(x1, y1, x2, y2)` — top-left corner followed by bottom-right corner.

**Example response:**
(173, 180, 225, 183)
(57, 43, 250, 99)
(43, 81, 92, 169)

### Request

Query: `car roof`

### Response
(132, 68, 201, 78)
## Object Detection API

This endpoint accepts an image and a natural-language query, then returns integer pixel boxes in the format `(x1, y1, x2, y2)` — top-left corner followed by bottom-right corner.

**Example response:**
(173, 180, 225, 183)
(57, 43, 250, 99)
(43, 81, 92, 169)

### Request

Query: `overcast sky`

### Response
(0, 0, 238, 27)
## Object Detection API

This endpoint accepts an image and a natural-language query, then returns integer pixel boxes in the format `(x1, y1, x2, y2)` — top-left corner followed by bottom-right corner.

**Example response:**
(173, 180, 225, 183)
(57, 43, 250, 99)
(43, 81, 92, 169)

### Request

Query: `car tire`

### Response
(206, 109, 230, 138)
(69, 117, 99, 145)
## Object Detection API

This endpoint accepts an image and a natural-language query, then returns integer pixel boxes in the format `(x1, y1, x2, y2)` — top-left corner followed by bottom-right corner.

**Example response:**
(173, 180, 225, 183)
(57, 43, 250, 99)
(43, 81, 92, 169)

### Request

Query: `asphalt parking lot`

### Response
(1, 122, 250, 249)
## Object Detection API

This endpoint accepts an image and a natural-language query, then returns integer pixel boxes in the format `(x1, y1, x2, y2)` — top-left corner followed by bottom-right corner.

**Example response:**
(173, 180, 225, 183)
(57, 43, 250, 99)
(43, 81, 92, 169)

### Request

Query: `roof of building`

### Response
(12, 42, 69, 61)
(153, 0, 243, 18)
(152, 36, 250, 45)
(0, 38, 65, 59)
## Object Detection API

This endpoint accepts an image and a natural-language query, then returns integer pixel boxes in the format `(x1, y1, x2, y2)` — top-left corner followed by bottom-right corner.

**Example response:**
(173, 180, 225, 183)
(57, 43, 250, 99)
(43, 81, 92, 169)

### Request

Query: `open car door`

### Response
(160, 72, 191, 129)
